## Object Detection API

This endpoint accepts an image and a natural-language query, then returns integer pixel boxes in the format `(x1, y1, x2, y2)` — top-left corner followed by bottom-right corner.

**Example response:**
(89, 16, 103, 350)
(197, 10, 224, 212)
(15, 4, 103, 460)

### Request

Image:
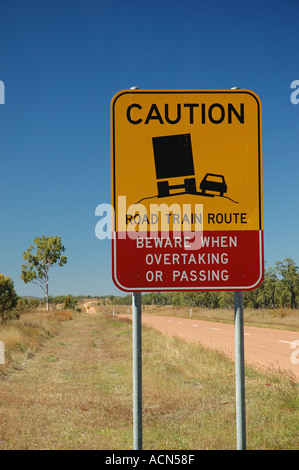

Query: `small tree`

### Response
(64, 295, 77, 310)
(0, 274, 18, 323)
(263, 266, 279, 308)
(21, 236, 67, 311)
(218, 291, 234, 309)
(276, 258, 299, 309)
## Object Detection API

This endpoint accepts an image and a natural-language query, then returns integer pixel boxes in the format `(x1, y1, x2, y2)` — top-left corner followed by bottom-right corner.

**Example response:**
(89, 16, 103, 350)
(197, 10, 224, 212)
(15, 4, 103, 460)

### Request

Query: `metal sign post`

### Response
(132, 292, 142, 450)
(234, 291, 246, 450)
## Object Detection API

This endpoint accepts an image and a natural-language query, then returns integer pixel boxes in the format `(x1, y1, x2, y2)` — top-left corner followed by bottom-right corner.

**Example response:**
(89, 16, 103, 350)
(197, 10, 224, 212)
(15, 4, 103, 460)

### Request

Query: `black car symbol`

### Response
(199, 173, 227, 197)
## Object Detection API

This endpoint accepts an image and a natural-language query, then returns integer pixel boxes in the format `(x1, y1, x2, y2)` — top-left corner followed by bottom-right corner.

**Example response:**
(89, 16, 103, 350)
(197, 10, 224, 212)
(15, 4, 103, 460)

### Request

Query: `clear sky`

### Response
(0, 0, 298, 298)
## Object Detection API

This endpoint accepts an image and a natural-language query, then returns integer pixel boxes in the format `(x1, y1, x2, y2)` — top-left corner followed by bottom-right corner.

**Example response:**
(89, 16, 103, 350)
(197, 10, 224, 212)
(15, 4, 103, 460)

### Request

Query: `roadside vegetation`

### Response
(0, 306, 298, 450)
(0, 310, 72, 376)
(0, 248, 297, 449)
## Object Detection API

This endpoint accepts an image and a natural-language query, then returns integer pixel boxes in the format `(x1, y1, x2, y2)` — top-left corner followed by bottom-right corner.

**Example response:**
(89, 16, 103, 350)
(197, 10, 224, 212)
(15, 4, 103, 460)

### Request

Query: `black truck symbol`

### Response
(153, 133, 196, 198)
(134, 134, 237, 204)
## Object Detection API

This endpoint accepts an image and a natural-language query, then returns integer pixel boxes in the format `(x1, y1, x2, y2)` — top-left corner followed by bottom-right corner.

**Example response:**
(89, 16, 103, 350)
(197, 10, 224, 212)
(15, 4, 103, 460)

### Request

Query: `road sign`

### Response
(111, 89, 263, 292)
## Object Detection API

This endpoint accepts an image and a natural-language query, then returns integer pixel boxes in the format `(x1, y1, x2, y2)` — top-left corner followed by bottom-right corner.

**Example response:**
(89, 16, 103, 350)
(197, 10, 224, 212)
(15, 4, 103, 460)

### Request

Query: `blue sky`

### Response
(0, 0, 298, 297)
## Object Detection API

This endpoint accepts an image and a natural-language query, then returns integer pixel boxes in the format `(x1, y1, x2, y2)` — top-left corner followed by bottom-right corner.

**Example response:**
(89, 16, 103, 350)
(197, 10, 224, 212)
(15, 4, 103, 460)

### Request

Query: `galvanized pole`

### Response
(132, 292, 142, 450)
(234, 291, 246, 450)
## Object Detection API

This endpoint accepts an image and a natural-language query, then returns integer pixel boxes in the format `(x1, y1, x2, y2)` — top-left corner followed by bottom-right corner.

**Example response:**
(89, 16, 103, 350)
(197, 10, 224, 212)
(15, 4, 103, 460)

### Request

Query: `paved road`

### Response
(121, 314, 299, 380)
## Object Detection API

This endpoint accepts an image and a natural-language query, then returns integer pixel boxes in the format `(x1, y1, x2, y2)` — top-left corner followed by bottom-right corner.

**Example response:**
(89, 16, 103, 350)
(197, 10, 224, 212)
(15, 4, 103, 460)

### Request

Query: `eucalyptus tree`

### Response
(21, 236, 67, 311)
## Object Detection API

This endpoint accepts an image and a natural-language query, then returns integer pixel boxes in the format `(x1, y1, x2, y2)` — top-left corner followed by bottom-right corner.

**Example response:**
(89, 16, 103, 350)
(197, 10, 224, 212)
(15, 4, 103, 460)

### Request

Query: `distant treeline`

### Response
(16, 258, 299, 312)
(108, 258, 299, 310)
(16, 294, 86, 313)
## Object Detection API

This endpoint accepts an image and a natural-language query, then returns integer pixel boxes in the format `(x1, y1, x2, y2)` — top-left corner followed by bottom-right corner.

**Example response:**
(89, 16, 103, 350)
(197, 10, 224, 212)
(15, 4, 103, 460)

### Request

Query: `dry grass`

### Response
(0, 310, 73, 375)
(0, 310, 132, 449)
(141, 325, 298, 450)
(45, 310, 73, 322)
(0, 307, 298, 450)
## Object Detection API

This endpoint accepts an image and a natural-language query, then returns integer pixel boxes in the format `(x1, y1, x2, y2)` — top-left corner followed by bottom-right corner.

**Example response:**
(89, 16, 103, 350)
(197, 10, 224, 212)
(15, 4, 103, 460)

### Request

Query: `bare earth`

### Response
(84, 301, 97, 313)
(120, 314, 299, 380)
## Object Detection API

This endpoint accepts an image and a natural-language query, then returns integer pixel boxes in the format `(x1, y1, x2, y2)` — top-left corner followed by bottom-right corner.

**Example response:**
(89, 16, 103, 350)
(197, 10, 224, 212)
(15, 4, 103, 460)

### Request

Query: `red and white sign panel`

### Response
(111, 89, 263, 292)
